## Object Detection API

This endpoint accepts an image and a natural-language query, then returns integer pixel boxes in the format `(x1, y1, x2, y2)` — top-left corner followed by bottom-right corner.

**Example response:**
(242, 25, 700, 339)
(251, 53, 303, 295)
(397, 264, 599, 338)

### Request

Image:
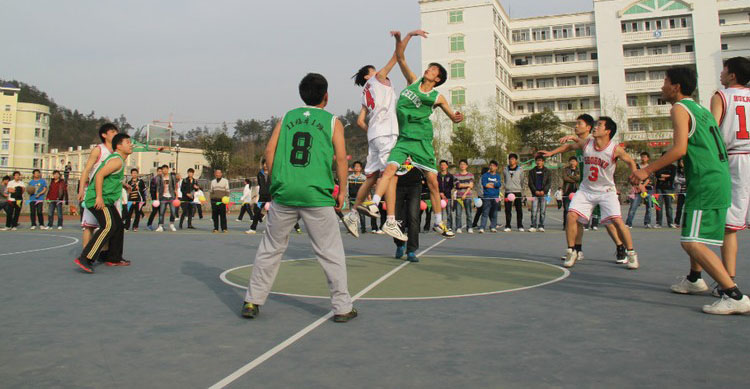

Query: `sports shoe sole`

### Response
(333, 309, 358, 323)
(74, 258, 94, 273)
(356, 205, 380, 218)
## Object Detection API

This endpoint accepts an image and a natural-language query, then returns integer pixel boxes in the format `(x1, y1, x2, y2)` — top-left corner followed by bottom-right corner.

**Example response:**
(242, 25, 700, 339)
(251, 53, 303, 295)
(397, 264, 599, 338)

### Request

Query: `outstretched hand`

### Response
(408, 30, 429, 38)
(558, 135, 579, 144)
(390, 31, 401, 40)
(538, 150, 554, 158)
(629, 169, 649, 185)
(452, 111, 464, 123)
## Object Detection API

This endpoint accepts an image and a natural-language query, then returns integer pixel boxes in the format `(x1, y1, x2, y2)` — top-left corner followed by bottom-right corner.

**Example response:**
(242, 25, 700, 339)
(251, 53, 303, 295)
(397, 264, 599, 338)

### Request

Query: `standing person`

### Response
(64, 161, 72, 182)
(237, 178, 255, 222)
(554, 187, 563, 210)
(179, 168, 199, 229)
(635, 67, 749, 314)
(46, 170, 67, 230)
(0, 176, 9, 230)
(241, 73, 357, 322)
(173, 173, 182, 220)
(246, 160, 270, 234)
(28, 169, 48, 230)
(527, 156, 550, 232)
(479, 161, 501, 233)
(124, 168, 145, 231)
(146, 167, 162, 230)
(6, 172, 24, 230)
(472, 167, 488, 229)
(654, 152, 677, 228)
(74, 133, 133, 272)
(437, 160, 455, 231)
(543, 117, 640, 270)
(393, 165, 423, 262)
(673, 159, 687, 226)
(502, 154, 524, 232)
(210, 169, 229, 233)
(625, 152, 655, 228)
(562, 156, 581, 229)
(453, 159, 474, 234)
(155, 165, 176, 232)
(347, 161, 369, 234)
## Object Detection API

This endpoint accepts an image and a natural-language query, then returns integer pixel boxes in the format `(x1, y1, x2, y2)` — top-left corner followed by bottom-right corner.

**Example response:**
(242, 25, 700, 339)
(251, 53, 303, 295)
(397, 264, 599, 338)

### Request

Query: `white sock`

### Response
(372, 195, 381, 204)
(434, 213, 442, 225)
(387, 215, 396, 222)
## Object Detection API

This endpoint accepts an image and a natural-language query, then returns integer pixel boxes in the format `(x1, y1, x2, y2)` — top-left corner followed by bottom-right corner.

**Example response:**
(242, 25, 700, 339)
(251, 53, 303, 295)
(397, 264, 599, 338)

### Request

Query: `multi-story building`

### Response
(0, 83, 51, 169)
(419, 0, 750, 147)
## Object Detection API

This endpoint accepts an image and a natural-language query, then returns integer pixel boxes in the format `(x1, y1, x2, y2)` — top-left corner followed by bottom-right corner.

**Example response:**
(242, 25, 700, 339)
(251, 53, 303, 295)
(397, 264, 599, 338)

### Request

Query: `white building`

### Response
(419, 0, 750, 145)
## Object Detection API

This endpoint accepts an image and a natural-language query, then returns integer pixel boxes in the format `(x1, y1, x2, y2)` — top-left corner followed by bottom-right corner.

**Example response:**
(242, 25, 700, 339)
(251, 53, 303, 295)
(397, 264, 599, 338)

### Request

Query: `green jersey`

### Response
(675, 98, 731, 210)
(270, 107, 336, 207)
(396, 78, 441, 141)
(84, 153, 125, 207)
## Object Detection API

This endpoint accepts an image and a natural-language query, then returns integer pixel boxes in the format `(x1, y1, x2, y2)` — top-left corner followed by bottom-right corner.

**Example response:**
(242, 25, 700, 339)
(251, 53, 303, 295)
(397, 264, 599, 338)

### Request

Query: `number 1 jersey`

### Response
(716, 87, 750, 154)
(270, 107, 337, 207)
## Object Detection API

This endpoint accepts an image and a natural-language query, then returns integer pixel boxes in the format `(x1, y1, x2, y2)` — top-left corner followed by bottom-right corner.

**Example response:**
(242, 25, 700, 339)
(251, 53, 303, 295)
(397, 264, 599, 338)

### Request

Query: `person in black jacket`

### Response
(146, 166, 162, 230)
(528, 155, 551, 232)
(562, 156, 580, 229)
(394, 166, 423, 262)
(437, 160, 455, 230)
(654, 151, 677, 228)
(124, 168, 146, 231)
(179, 168, 200, 229)
(246, 160, 271, 234)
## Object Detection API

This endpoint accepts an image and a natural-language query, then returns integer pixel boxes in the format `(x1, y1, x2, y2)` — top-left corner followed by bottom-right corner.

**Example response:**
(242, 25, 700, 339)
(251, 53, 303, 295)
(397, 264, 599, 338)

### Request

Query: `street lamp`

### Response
(175, 143, 181, 173)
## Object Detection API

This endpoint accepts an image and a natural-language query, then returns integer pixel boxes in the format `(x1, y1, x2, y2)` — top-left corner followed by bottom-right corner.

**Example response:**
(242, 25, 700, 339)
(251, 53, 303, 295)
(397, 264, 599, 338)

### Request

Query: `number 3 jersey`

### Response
(675, 98, 731, 210)
(716, 87, 750, 154)
(579, 138, 617, 194)
(270, 107, 337, 207)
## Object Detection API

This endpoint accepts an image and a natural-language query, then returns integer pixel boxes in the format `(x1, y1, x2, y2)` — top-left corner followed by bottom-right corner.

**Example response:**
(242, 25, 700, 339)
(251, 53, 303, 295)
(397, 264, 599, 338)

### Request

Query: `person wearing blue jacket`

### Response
(480, 160, 501, 233)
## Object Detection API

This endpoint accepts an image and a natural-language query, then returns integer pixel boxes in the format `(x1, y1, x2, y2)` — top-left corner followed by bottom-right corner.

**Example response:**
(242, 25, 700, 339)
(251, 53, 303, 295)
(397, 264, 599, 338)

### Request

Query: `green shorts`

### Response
(387, 137, 437, 174)
(680, 208, 727, 246)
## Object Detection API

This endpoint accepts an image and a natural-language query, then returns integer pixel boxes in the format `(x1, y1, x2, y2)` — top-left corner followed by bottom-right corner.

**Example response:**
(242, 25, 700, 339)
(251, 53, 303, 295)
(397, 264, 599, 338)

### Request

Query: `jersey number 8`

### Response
(290, 132, 312, 167)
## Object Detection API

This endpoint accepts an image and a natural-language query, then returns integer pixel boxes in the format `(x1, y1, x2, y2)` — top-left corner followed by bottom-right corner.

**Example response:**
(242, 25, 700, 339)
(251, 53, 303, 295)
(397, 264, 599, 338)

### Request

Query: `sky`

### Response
(2, 0, 593, 134)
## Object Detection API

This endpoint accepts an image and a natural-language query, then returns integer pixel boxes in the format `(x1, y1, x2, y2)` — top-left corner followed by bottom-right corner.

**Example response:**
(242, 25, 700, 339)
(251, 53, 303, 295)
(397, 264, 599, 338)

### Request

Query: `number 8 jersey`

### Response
(579, 138, 617, 193)
(716, 87, 750, 154)
(270, 107, 337, 207)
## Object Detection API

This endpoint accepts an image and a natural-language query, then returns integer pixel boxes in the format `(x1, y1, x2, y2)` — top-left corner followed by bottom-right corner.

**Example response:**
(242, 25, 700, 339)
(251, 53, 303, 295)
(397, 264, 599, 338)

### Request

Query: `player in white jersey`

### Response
(343, 31, 413, 238)
(77, 123, 119, 249)
(542, 117, 640, 269)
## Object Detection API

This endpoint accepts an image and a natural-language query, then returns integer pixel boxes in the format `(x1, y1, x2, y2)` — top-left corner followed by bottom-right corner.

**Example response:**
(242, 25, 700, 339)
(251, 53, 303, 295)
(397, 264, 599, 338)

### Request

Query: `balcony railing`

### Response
(622, 27, 692, 43)
(624, 52, 695, 68)
(625, 79, 664, 92)
(627, 105, 671, 117)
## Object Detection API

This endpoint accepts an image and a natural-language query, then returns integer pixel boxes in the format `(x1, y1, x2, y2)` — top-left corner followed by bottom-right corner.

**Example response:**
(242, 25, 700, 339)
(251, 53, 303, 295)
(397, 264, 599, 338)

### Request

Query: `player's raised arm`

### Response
(376, 32, 402, 83)
(630, 105, 689, 184)
(356, 106, 368, 131)
(332, 118, 349, 211)
(396, 30, 427, 85)
(264, 119, 283, 177)
(78, 146, 101, 201)
(540, 137, 586, 157)
(435, 95, 464, 124)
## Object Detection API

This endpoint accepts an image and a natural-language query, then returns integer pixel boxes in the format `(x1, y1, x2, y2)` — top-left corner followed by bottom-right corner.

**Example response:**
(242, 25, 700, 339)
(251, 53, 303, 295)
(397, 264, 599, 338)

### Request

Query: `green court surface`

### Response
(222, 256, 567, 299)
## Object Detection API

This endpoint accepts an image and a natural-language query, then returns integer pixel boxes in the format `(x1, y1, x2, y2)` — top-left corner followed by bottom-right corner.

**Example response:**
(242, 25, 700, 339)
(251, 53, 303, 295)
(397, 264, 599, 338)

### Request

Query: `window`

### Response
(527, 103, 536, 113)
(669, 19, 676, 28)
(512, 29, 530, 42)
(630, 120, 644, 131)
(538, 101, 555, 111)
(650, 70, 666, 80)
(1, 140, 8, 150)
(579, 75, 589, 85)
(558, 100, 575, 111)
(516, 105, 525, 113)
(722, 43, 729, 51)
(627, 96, 640, 107)
(592, 76, 600, 84)
(451, 89, 466, 105)
(671, 44, 682, 53)
(536, 78, 554, 88)
(153, 162, 159, 168)
(0, 156, 7, 166)
(719, 18, 726, 25)
(621, 23, 627, 33)
(681, 18, 688, 28)
(449, 10, 463, 23)
(526, 79, 534, 89)
(450, 62, 465, 79)
(33, 159, 40, 168)
(552, 25, 572, 39)
(626, 72, 647, 82)
(557, 77, 577, 87)
(625, 48, 645, 57)
(4, 105, 10, 111)
(575, 24, 593, 37)
(591, 52, 598, 60)
(532, 27, 550, 41)
(35, 128, 40, 137)
(535, 55, 553, 64)
(514, 81, 524, 90)
(450, 35, 465, 52)
(514, 57, 530, 66)
(555, 53, 574, 63)
(685, 44, 694, 52)
(2, 128, 9, 136)
(656, 20, 663, 29)
(631, 22, 639, 32)
(578, 52, 588, 61)
(580, 99, 591, 110)
(169, 162, 175, 169)
(42, 129, 46, 138)
(35, 113, 42, 121)
(34, 143, 40, 153)
(649, 46, 667, 55)
(594, 100, 601, 109)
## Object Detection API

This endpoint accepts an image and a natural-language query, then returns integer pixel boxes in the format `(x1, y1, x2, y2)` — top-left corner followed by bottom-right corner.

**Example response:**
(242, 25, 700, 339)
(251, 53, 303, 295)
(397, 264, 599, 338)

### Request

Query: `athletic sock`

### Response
(387, 215, 396, 222)
(722, 286, 744, 301)
(568, 246, 575, 251)
(574, 244, 582, 253)
(372, 195, 381, 204)
(686, 270, 702, 283)
(434, 213, 442, 225)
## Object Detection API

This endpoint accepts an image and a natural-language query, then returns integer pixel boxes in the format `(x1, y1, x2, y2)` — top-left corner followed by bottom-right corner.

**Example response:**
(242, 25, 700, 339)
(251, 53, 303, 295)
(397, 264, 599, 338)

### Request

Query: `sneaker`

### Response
(455, 228, 462, 234)
(382, 219, 407, 241)
(342, 213, 360, 238)
(563, 249, 578, 268)
(583, 227, 589, 231)
(538, 227, 545, 232)
(591, 226, 598, 231)
(468, 228, 474, 234)
(615, 246, 627, 264)
(295, 227, 302, 234)
(710, 282, 722, 298)
(147, 225, 154, 231)
(518, 228, 525, 232)
(57, 226, 63, 230)
(0, 227, 7, 231)
(235, 219, 241, 222)
(434, 222, 455, 238)
(40, 226, 50, 230)
(74, 257, 94, 273)
(30, 226, 36, 230)
(374, 229, 385, 235)
(357, 202, 380, 218)
(11, 227, 17, 231)
(333, 308, 358, 323)
(528, 227, 537, 232)
(395, 245, 405, 260)
(503, 228, 511, 232)
(670, 224, 679, 229)
(627, 225, 632, 229)
(626, 251, 639, 270)
(133, 228, 138, 232)
(645, 224, 653, 229)
(670, 277, 709, 294)
(156, 226, 164, 232)
(170, 224, 176, 232)
(241, 302, 260, 318)
(490, 228, 497, 233)
(222, 230, 228, 233)
(212, 229, 218, 233)
(105, 259, 131, 267)
(245, 229, 257, 235)
(478, 229, 484, 234)
(654, 224, 662, 229)
(577, 251, 584, 262)
(406, 252, 419, 262)
(702, 295, 750, 315)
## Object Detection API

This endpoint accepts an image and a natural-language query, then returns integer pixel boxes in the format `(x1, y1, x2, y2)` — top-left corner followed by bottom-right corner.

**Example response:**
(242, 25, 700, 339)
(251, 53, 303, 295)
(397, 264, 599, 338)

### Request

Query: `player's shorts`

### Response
(387, 137, 437, 174)
(681, 208, 726, 246)
(81, 198, 122, 228)
(365, 135, 398, 176)
(726, 153, 750, 230)
(568, 190, 621, 225)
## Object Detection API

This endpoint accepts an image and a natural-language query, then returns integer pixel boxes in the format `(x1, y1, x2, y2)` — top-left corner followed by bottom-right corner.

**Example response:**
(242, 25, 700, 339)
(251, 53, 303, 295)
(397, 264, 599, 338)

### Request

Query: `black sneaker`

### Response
(241, 302, 260, 319)
(333, 308, 358, 323)
(615, 246, 627, 264)
(74, 257, 94, 273)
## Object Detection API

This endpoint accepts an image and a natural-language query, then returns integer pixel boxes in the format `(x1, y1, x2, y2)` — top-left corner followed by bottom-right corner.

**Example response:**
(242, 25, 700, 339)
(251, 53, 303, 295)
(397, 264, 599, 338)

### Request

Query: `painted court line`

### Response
(209, 238, 447, 389)
(0, 234, 80, 257)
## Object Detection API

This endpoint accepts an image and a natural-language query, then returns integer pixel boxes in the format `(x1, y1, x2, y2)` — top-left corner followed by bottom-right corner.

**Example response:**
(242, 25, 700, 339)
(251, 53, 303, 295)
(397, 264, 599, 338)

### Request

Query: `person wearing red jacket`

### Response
(46, 170, 67, 229)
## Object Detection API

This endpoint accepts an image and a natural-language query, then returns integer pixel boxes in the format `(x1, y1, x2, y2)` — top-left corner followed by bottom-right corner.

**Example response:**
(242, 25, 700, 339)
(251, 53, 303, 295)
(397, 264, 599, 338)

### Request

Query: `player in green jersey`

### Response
(631, 67, 750, 315)
(241, 73, 357, 323)
(359, 30, 464, 240)
(74, 133, 133, 273)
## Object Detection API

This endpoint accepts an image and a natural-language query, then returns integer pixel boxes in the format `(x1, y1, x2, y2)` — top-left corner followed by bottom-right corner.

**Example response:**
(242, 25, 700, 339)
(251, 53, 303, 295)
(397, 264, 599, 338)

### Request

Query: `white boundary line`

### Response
(209, 239, 446, 389)
(220, 256, 569, 301)
(0, 234, 80, 256)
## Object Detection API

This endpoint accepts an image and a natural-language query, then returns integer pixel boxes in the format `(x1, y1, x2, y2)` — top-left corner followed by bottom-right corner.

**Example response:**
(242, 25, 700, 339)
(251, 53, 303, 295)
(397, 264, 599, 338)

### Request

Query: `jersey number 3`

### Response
(290, 132, 312, 167)
(737, 106, 749, 140)
(588, 166, 599, 182)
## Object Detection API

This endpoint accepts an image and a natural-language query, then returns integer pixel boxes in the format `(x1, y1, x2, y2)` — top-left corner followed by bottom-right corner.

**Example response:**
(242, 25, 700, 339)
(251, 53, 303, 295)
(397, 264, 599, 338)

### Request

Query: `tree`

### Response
(200, 130, 233, 172)
(449, 125, 481, 163)
(515, 111, 564, 152)
(233, 119, 266, 141)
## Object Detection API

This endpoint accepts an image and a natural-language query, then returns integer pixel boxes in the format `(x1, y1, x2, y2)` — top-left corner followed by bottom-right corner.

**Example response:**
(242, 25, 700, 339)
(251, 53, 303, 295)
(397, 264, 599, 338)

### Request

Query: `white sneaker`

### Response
(11, 227, 17, 231)
(434, 222, 455, 238)
(577, 251, 584, 262)
(490, 228, 497, 233)
(342, 213, 360, 238)
(468, 228, 474, 234)
(592, 226, 598, 231)
(374, 229, 385, 235)
(702, 295, 750, 315)
(563, 249, 578, 268)
(0, 227, 7, 231)
(456, 228, 462, 234)
(235, 219, 241, 222)
(538, 227, 545, 232)
(670, 277, 709, 294)
(156, 226, 164, 232)
(40, 226, 48, 230)
(626, 251, 639, 270)
(30, 226, 36, 230)
(245, 229, 256, 235)
(382, 219, 407, 241)
(503, 228, 511, 232)
(170, 224, 176, 232)
(528, 227, 537, 232)
(478, 229, 484, 234)
(58, 226, 63, 230)
(357, 202, 380, 218)
(518, 228, 525, 232)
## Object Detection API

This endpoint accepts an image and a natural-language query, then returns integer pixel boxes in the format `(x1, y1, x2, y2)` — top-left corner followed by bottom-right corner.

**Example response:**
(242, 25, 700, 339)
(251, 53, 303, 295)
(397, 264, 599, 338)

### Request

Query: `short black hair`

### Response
(299, 73, 328, 106)
(508, 153, 518, 160)
(640, 151, 650, 157)
(598, 116, 618, 140)
(98, 123, 119, 143)
(428, 62, 448, 87)
(439, 160, 449, 165)
(535, 155, 545, 162)
(489, 160, 499, 167)
(187, 168, 194, 173)
(577, 113, 595, 129)
(12, 171, 20, 176)
(724, 57, 750, 85)
(261, 158, 266, 164)
(459, 159, 468, 165)
(52, 170, 60, 175)
(161, 164, 169, 169)
(32, 169, 40, 174)
(156, 166, 163, 171)
(245, 178, 251, 184)
(353, 65, 375, 87)
(480, 167, 489, 175)
(666, 67, 697, 96)
(131, 168, 139, 173)
(352, 161, 363, 168)
(112, 133, 131, 150)
(569, 156, 578, 162)
(2, 175, 9, 181)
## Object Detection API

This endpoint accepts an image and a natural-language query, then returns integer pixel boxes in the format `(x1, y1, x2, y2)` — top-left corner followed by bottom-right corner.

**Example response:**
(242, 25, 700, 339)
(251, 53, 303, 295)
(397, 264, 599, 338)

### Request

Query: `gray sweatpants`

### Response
(245, 202, 353, 315)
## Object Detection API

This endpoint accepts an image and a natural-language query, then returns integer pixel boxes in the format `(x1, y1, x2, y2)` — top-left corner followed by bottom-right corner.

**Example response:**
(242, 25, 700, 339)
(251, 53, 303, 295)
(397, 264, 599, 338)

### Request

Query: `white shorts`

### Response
(569, 190, 622, 225)
(726, 153, 750, 231)
(81, 198, 122, 228)
(365, 135, 398, 176)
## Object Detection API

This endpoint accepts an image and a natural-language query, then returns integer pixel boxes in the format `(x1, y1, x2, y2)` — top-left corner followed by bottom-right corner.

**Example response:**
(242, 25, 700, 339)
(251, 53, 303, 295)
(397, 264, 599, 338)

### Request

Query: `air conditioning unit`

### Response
(68, 147, 73, 152)
(77, 146, 82, 151)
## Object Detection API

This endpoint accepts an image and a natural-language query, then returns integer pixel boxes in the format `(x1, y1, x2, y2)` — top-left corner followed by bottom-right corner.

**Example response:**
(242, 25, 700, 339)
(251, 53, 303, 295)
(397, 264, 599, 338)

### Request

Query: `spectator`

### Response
(437, 160, 455, 231)
(554, 187, 563, 209)
(393, 165, 423, 262)
(46, 170, 67, 230)
(562, 156, 580, 229)
(419, 176, 432, 232)
(28, 169, 48, 230)
(654, 151, 677, 228)
(124, 168, 146, 231)
(625, 152, 655, 228)
(174, 173, 182, 219)
(502, 153, 525, 232)
(480, 160, 501, 233)
(211, 168, 230, 233)
(192, 188, 205, 220)
(237, 178, 255, 222)
(179, 168, 200, 229)
(673, 158, 687, 227)
(528, 155, 551, 232)
(64, 161, 72, 182)
(246, 160, 270, 234)
(453, 159, 474, 234)
(146, 167, 163, 230)
(0, 175, 9, 230)
(155, 165, 177, 232)
(6, 172, 24, 230)
(347, 161, 369, 234)
(472, 167, 489, 229)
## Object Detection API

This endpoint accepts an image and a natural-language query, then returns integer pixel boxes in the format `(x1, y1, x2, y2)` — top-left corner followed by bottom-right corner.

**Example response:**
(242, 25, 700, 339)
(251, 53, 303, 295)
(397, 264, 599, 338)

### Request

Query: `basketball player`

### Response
(632, 67, 749, 314)
(241, 73, 357, 323)
(359, 30, 463, 239)
(542, 117, 640, 269)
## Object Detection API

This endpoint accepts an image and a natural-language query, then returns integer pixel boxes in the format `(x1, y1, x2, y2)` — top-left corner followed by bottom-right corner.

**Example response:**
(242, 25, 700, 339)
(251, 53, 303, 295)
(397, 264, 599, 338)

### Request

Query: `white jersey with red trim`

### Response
(361, 77, 398, 141)
(579, 138, 617, 193)
(88, 143, 112, 181)
(717, 87, 750, 153)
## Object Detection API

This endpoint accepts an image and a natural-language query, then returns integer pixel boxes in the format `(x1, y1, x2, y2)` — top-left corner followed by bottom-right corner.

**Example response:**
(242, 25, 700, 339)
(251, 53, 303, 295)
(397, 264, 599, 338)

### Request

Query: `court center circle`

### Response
(221, 255, 569, 300)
